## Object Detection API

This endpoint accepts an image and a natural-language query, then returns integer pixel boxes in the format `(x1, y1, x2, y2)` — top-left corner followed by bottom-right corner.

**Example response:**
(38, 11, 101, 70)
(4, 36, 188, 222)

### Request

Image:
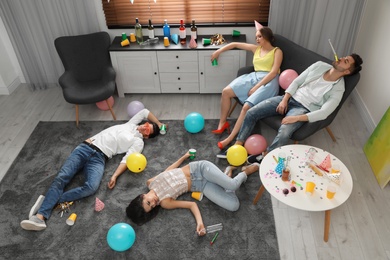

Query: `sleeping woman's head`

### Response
(126, 192, 160, 225)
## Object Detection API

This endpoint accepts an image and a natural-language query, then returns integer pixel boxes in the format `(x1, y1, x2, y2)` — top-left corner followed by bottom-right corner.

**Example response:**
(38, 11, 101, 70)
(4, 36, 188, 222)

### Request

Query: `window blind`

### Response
(102, 0, 270, 28)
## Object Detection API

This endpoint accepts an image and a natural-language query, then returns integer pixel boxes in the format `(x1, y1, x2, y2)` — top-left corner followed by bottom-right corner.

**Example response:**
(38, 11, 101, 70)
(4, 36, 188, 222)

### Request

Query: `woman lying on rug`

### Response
(126, 151, 259, 236)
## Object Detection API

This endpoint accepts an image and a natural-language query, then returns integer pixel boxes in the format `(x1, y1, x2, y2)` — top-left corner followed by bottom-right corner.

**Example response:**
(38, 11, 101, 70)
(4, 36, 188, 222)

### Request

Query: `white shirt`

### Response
(90, 109, 150, 164)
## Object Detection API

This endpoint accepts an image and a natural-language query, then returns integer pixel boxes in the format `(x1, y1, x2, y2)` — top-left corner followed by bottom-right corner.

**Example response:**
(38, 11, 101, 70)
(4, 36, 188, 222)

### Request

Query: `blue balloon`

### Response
(107, 223, 136, 252)
(184, 112, 205, 134)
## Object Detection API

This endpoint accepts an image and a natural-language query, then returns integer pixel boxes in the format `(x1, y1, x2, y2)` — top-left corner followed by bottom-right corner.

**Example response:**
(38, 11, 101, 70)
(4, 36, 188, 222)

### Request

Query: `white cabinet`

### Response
(198, 50, 246, 93)
(110, 51, 160, 96)
(157, 51, 199, 93)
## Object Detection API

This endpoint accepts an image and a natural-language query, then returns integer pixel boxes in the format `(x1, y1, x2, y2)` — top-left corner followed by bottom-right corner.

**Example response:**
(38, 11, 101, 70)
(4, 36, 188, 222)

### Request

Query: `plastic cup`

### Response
(232, 30, 240, 37)
(66, 213, 77, 226)
(202, 38, 211, 45)
(305, 181, 316, 195)
(130, 33, 136, 42)
(278, 152, 286, 163)
(160, 124, 167, 135)
(331, 164, 340, 174)
(163, 37, 170, 47)
(191, 191, 203, 201)
(121, 39, 130, 47)
(212, 59, 218, 66)
(121, 32, 127, 41)
(326, 185, 337, 199)
(189, 148, 196, 160)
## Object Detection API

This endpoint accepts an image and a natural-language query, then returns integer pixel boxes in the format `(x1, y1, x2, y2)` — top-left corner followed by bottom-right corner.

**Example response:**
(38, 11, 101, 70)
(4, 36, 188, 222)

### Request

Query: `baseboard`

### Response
(0, 77, 21, 95)
(351, 90, 376, 134)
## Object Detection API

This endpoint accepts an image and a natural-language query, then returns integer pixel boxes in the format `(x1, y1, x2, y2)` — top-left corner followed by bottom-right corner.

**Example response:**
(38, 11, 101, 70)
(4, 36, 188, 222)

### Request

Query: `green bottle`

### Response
(135, 18, 143, 44)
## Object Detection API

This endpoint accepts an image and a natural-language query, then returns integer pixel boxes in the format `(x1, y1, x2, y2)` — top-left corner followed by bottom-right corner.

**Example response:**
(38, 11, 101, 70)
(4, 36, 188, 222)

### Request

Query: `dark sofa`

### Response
(234, 34, 361, 142)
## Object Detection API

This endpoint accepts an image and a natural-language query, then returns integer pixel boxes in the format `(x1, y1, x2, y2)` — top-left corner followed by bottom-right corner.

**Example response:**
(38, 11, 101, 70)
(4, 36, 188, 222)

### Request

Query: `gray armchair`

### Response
(55, 31, 117, 126)
(228, 34, 360, 142)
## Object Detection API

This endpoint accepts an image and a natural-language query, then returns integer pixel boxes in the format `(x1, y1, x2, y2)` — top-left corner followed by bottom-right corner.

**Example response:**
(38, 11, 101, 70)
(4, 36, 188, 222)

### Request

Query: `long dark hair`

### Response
(126, 194, 160, 225)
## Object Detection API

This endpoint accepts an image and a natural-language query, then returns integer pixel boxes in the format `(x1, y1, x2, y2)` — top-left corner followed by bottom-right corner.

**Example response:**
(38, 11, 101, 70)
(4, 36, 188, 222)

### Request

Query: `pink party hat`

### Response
(95, 197, 105, 212)
(254, 20, 264, 30)
(319, 154, 332, 171)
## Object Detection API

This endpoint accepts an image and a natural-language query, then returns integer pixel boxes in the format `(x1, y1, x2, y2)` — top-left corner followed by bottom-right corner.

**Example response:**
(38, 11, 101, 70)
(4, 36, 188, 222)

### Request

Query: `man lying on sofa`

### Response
(218, 53, 363, 163)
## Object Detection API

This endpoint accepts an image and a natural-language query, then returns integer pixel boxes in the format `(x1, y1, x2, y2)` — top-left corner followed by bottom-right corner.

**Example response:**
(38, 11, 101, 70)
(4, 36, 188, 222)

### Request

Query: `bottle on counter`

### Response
(179, 19, 186, 45)
(148, 19, 155, 39)
(190, 20, 197, 42)
(135, 18, 143, 44)
(163, 19, 171, 41)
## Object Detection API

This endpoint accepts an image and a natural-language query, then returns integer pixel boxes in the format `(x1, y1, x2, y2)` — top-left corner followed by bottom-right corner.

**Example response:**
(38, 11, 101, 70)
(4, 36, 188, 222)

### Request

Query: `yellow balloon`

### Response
(126, 153, 147, 173)
(226, 145, 248, 166)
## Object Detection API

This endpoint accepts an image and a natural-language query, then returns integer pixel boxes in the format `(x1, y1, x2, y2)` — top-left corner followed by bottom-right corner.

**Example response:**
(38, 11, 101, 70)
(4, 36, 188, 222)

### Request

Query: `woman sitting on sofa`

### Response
(211, 26, 283, 150)
(126, 151, 259, 236)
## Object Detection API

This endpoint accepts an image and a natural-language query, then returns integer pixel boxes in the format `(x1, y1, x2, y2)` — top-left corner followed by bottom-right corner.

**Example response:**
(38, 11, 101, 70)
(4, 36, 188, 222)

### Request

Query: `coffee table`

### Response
(252, 144, 353, 242)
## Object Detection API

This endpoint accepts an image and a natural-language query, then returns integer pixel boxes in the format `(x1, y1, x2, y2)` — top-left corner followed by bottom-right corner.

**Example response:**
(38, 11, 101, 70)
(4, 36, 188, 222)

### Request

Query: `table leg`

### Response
(253, 184, 265, 205)
(324, 210, 331, 242)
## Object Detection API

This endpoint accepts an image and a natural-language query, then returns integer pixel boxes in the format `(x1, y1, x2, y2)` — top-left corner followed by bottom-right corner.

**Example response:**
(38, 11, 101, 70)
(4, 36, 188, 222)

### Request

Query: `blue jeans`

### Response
(189, 161, 247, 212)
(38, 143, 106, 219)
(236, 96, 310, 151)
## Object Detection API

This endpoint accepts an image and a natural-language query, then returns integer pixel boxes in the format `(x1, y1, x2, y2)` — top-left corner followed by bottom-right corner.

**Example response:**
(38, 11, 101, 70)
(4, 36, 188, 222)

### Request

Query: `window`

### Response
(102, 0, 270, 28)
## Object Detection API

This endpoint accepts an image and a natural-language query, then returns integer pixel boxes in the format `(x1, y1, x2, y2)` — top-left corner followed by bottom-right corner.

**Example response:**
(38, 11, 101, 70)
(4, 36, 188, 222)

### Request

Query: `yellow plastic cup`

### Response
(66, 213, 77, 226)
(191, 192, 203, 201)
(121, 39, 130, 47)
(305, 181, 316, 195)
(163, 37, 170, 47)
(326, 185, 337, 199)
(130, 33, 136, 42)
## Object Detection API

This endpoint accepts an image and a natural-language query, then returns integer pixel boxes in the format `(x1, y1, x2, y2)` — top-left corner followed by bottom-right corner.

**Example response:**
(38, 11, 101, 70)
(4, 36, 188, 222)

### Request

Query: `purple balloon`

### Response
(127, 101, 145, 118)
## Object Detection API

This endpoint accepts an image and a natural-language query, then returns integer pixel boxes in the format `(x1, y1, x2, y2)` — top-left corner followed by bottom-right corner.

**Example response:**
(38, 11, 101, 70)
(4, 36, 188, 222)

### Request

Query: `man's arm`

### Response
(147, 110, 164, 129)
(108, 163, 127, 189)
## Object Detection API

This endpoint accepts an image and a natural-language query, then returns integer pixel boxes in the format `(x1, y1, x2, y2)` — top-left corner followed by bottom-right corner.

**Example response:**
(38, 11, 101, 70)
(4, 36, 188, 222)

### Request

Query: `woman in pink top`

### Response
(126, 151, 259, 236)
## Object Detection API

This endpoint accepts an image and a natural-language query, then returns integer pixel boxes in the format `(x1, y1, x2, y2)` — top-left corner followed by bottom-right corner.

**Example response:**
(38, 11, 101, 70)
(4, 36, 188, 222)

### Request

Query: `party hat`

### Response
(95, 197, 105, 212)
(319, 154, 332, 171)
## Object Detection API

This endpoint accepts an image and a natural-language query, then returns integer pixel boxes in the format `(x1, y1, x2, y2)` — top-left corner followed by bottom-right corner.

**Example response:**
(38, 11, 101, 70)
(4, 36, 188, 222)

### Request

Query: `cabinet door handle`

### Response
(177, 66, 180, 70)
(200, 72, 203, 75)
(176, 55, 179, 58)
(178, 77, 181, 80)
(179, 87, 181, 90)
(154, 72, 157, 75)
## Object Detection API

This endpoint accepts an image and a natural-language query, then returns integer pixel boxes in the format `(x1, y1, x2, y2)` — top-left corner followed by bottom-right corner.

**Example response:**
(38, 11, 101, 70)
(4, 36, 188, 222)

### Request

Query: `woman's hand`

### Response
(211, 50, 219, 62)
(196, 223, 206, 236)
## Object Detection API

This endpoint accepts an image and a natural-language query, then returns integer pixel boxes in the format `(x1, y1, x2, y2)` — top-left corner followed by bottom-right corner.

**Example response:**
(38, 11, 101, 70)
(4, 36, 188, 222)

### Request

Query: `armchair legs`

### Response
(325, 126, 336, 142)
(74, 99, 117, 127)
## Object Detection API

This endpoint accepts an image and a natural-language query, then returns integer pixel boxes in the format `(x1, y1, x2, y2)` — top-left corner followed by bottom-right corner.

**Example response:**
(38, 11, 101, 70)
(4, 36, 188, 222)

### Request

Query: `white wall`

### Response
(353, 0, 390, 129)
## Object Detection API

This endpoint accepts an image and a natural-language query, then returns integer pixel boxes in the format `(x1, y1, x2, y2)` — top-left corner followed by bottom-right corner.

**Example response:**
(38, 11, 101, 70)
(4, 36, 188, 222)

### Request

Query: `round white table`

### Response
(252, 144, 353, 242)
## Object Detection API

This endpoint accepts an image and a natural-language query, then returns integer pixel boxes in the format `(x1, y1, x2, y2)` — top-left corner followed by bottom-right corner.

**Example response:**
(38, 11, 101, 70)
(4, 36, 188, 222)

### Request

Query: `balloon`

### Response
(279, 69, 298, 90)
(96, 96, 115, 111)
(126, 153, 147, 173)
(226, 145, 248, 166)
(107, 223, 136, 252)
(244, 134, 267, 155)
(127, 101, 145, 118)
(184, 112, 205, 134)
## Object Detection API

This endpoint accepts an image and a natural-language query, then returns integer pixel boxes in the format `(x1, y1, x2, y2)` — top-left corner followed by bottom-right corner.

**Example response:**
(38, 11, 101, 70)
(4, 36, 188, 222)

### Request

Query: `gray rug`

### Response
(0, 120, 279, 260)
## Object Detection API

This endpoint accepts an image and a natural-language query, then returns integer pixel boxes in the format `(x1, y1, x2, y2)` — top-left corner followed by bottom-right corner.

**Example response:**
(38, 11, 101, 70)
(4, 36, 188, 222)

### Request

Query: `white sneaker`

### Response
(29, 195, 45, 218)
(20, 215, 46, 231)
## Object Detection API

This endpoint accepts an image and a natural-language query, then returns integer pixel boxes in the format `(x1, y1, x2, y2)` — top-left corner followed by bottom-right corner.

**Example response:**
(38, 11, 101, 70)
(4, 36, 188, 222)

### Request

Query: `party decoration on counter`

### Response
(189, 36, 197, 49)
(210, 33, 226, 45)
(95, 197, 105, 212)
(171, 34, 179, 45)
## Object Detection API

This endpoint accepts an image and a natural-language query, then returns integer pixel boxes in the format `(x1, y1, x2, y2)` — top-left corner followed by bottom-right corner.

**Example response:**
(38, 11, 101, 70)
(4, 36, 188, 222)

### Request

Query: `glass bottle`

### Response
(148, 19, 155, 39)
(190, 20, 197, 42)
(163, 19, 171, 41)
(135, 18, 143, 44)
(282, 156, 291, 181)
(179, 19, 186, 45)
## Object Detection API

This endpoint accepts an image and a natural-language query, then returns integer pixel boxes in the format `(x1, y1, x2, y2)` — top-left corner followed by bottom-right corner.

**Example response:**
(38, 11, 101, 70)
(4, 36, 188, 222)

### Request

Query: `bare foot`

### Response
(224, 166, 237, 177)
(242, 163, 259, 176)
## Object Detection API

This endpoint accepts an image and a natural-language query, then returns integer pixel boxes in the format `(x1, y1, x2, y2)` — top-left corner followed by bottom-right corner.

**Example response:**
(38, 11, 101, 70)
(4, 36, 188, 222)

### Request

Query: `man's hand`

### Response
(276, 100, 288, 115)
(281, 115, 300, 124)
(107, 176, 117, 189)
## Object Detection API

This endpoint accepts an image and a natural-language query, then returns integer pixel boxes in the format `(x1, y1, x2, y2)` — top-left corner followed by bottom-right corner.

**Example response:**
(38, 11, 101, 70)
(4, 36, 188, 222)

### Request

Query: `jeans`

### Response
(237, 96, 310, 151)
(38, 143, 106, 219)
(189, 161, 247, 212)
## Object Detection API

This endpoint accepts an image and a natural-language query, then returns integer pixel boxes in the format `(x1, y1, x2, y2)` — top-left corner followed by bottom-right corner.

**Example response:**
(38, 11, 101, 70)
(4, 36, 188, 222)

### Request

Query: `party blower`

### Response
(328, 39, 339, 62)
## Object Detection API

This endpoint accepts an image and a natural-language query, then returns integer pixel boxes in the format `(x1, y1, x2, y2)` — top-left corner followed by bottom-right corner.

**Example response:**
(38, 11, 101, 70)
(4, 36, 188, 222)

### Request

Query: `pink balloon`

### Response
(279, 69, 298, 90)
(96, 96, 114, 111)
(244, 134, 267, 155)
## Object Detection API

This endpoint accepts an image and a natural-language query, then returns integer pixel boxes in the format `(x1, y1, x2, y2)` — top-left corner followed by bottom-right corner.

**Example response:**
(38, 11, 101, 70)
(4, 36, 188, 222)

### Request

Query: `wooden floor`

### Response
(1, 85, 389, 260)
